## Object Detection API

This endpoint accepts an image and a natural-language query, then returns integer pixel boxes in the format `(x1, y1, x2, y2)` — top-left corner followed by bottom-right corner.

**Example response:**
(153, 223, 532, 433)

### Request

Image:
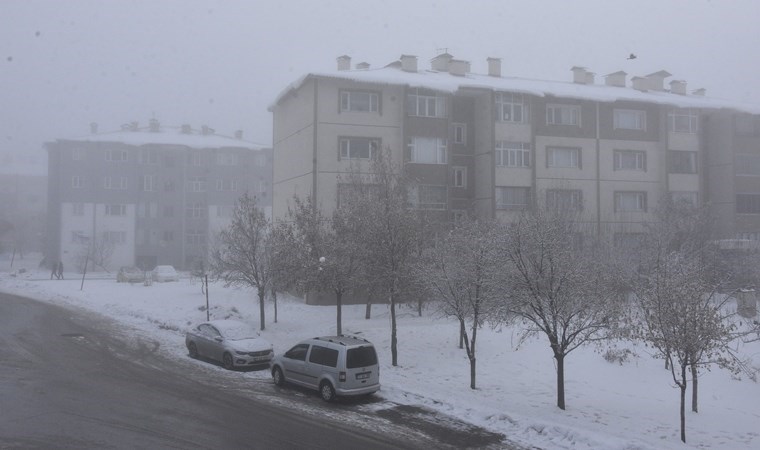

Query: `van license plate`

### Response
(356, 372, 371, 380)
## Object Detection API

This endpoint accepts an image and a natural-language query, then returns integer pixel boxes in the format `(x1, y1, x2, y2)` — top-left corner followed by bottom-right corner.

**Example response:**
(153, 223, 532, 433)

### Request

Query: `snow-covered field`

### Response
(1, 257, 759, 450)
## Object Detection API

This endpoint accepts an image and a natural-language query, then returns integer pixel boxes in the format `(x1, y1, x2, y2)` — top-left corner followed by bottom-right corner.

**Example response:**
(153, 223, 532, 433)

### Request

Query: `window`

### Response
(613, 109, 646, 130)
(339, 137, 379, 160)
(185, 231, 205, 245)
(105, 149, 128, 162)
(496, 92, 527, 123)
(72, 148, 85, 161)
(452, 166, 467, 188)
(308, 345, 339, 367)
(547, 147, 581, 168)
(102, 231, 126, 244)
(137, 202, 157, 219)
(139, 149, 158, 165)
(187, 177, 207, 192)
(142, 175, 156, 191)
(105, 204, 127, 216)
(164, 180, 175, 192)
(614, 150, 646, 171)
(407, 137, 447, 164)
(191, 151, 202, 166)
(410, 185, 447, 210)
(340, 91, 379, 113)
(546, 189, 583, 211)
(186, 202, 205, 218)
(71, 231, 89, 244)
(736, 194, 760, 214)
(495, 141, 531, 167)
(735, 115, 757, 136)
(614, 191, 647, 212)
(104, 176, 128, 190)
(546, 104, 581, 126)
(216, 205, 235, 217)
(452, 123, 466, 144)
(670, 191, 698, 207)
(216, 179, 239, 191)
(736, 154, 760, 175)
(668, 151, 698, 174)
(284, 344, 309, 361)
(71, 176, 83, 188)
(72, 203, 84, 216)
(346, 346, 378, 368)
(407, 89, 447, 118)
(216, 152, 238, 166)
(668, 108, 699, 133)
(496, 186, 530, 210)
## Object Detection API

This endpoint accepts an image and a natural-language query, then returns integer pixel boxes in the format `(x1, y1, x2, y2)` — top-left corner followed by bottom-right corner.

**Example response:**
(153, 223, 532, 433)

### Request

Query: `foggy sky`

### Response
(2, 0, 759, 168)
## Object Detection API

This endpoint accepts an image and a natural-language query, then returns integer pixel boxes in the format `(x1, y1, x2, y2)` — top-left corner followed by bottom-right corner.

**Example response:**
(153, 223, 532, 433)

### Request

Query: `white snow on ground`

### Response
(1, 258, 759, 450)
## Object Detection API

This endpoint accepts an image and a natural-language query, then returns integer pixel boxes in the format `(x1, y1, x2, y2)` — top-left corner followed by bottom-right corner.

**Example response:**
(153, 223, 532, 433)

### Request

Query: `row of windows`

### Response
(71, 148, 267, 167)
(70, 229, 212, 246)
(71, 203, 236, 219)
(70, 176, 252, 192)
(495, 187, 661, 213)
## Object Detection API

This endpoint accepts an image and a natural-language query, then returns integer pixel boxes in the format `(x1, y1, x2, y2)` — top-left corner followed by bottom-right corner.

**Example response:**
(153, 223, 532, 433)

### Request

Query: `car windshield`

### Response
(217, 323, 258, 340)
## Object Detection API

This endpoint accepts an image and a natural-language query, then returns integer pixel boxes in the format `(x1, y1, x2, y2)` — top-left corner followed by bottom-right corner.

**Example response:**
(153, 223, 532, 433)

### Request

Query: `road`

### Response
(0, 292, 511, 449)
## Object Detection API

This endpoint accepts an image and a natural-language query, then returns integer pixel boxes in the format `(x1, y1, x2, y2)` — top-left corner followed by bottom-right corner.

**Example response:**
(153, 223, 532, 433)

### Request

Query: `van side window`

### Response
(284, 344, 309, 361)
(346, 346, 378, 368)
(308, 345, 339, 367)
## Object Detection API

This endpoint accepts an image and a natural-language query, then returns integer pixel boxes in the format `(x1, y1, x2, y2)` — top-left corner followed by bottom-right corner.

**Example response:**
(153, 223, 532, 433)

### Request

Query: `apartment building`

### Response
(270, 53, 760, 242)
(45, 121, 272, 271)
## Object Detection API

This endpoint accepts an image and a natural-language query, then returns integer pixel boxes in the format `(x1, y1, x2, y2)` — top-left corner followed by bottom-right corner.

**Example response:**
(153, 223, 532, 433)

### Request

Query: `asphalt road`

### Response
(0, 292, 511, 449)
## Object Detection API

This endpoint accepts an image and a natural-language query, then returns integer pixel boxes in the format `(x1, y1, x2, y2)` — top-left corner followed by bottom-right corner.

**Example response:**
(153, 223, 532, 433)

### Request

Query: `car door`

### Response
(280, 343, 310, 386)
(194, 324, 217, 359)
(304, 345, 339, 389)
(205, 325, 225, 362)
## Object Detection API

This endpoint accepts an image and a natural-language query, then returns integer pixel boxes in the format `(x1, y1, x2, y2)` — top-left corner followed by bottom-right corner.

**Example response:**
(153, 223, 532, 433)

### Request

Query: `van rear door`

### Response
(343, 345, 379, 389)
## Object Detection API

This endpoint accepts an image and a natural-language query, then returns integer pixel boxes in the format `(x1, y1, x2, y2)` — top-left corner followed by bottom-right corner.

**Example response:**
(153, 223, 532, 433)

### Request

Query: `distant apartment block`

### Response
(270, 53, 760, 243)
(45, 121, 272, 271)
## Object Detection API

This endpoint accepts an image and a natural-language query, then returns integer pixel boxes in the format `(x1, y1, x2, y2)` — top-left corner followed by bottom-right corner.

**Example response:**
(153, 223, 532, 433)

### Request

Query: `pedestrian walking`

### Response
(51, 261, 57, 280)
(57, 261, 64, 280)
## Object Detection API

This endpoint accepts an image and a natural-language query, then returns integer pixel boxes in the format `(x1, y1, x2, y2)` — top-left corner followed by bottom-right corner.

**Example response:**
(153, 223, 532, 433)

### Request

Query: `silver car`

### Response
(185, 320, 273, 370)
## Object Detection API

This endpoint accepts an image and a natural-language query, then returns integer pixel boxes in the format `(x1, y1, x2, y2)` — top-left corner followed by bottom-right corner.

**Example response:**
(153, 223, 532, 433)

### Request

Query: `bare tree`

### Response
(417, 219, 502, 389)
(497, 208, 618, 410)
(210, 192, 272, 331)
(74, 233, 115, 273)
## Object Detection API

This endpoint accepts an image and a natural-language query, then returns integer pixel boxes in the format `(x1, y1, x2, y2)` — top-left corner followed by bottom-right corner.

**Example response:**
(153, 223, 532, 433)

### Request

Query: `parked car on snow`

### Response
(270, 335, 380, 402)
(116, 266, 145, 283)
(185, 320, 273, 370)
(151, 265, 179, 282)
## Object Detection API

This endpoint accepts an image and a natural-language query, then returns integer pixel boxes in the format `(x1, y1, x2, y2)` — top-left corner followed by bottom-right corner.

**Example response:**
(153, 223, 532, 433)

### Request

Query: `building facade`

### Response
(45, 121, 272, 271)
(271, 54, 760, 243)
(0, 152, 47, 256)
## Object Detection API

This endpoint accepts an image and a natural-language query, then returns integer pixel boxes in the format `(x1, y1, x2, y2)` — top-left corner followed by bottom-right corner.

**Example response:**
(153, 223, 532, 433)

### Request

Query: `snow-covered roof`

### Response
(271, 66, 760, 115)
(54, 127, 265, 151)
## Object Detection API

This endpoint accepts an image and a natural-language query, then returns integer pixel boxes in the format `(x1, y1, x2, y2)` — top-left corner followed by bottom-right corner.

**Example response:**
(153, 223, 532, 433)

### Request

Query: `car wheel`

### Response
(222, 352, 234, 370)
(188, 342, 198, 359)
(272, 366, 285, 386)
(319, 381, 335, 402)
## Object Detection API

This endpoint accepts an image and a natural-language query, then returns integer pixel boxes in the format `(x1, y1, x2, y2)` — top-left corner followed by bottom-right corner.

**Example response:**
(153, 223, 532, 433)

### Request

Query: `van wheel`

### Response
(319, 381, 336, 402)
(222, 352, 234, 370)
(272, 367, 285, 386)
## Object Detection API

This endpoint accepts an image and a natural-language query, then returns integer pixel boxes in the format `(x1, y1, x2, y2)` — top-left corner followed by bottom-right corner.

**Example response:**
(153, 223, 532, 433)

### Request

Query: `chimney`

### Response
(400, 54, 418, 72)
(129, 121, 139, 132)
(487, 57, 501, 77)
(89, 122, 98, 134)
(337, 55, 351, 71)
(645, 70, 672, 91)
(692, 88, 706, 96)
(149, 118, 160, 132)
(448, 59, 469, 76)
(571, 66, 589, 84)
(604, 71, 627, 87)
(631, 76, 648, 92)
(234, 130, 243, 140)
(670, 80, 687, 95)
(356, 62, 370, 70)
(430, 52, 453, 71)
(181, 124, 192, 134)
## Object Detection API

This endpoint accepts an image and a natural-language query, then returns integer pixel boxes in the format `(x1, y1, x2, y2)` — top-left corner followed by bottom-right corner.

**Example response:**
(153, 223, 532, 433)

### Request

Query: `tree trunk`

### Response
(680, 363, 687, 443)
(271, 288, 278, 324)
(691, 363, 698, 413)
(417, 297, 423, 317)
(556, 353, 566, 410)
(390, 293, 398, 366)
(365, 299, 372, 319)
(470, 355, 476, 390)
(336, 290, 343, 336)
(665, 348, 670, 370)
(459, 321, 464, 349)
(258, 287, 266, 331)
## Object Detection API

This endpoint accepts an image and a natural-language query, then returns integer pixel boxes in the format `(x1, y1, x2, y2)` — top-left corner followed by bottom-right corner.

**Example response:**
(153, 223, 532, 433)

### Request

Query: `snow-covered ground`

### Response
(1, 257, 759, 450)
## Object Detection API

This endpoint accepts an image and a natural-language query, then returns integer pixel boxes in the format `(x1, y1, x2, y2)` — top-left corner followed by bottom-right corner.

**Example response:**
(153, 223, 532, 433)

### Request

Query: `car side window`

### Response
(308, 345, 339, 367)
(284, 344, 309, 361)
(208, 326, 222, 339)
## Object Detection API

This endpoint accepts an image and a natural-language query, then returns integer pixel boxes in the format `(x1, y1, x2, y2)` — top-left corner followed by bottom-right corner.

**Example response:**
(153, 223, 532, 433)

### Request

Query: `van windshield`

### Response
(346, 346, 377, 369)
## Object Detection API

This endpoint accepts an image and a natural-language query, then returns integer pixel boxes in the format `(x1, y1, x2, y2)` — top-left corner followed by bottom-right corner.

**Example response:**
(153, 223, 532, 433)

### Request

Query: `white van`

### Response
(270, 335, 380, 401)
